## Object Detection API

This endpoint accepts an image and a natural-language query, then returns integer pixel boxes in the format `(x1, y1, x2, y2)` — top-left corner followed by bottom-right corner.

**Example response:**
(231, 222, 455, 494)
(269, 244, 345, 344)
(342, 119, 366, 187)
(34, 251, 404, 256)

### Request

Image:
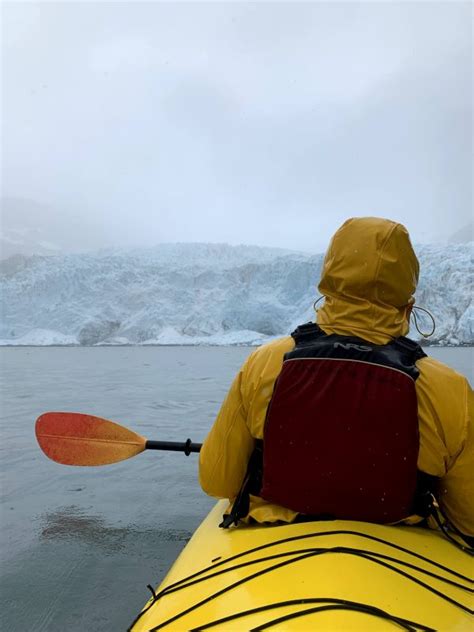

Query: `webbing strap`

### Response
(291, 322, 427, 363)
(220, 441, 263, 528)
(393, 336, 427, 361)
(290, 322, 325, 345)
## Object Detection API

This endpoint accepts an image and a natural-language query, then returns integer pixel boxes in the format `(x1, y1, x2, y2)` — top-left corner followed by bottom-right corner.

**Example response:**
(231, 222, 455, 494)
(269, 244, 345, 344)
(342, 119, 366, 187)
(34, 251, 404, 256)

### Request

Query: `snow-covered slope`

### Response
(0, 242, 472, 346)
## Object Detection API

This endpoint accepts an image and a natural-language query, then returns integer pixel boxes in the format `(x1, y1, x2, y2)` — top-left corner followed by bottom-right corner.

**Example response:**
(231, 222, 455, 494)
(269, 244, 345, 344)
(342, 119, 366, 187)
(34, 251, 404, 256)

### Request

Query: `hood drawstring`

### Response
(313, 296, 324, 312)
(313, 297, 436, 340)
(411, 306, 436, 338)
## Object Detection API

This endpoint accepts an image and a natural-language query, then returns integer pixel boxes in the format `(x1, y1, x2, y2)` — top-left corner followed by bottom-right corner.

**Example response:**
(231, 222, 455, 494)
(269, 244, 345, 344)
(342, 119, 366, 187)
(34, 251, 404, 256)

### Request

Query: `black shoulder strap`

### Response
(292, 324, 426, 360)
(393, 336, 427, 362)
(290, 322, 324, 346)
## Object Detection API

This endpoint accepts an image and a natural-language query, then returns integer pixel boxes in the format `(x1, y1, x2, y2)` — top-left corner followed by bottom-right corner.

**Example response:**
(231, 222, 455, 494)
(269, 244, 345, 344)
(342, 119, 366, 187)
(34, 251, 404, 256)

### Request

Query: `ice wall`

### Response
(1, 242, 472, 345)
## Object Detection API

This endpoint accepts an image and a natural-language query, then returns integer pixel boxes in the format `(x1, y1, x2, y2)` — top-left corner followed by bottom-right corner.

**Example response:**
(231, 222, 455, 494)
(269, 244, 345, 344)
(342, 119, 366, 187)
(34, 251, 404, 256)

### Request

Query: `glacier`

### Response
(0, 242, 472, 346)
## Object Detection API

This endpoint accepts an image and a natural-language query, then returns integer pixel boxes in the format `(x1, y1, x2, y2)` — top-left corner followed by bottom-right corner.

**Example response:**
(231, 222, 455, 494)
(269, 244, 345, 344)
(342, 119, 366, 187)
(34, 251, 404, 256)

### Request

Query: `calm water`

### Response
(0, 346, 472, 631)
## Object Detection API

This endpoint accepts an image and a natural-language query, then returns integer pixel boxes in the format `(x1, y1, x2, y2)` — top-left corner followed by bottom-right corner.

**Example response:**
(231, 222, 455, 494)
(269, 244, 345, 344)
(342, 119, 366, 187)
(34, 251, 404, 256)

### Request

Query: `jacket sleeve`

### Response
(199, 356, 255, 500)
(438, 378, 474, 538)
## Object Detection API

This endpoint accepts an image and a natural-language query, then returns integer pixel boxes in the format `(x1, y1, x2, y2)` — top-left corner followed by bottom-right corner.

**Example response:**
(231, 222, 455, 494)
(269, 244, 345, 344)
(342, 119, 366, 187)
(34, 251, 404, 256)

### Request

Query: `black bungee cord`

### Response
(249, 603, 424, 632)
(145, 548, 472, 630)
(128, 530, 473, 631)
(148, 545, 472, 601)
(190, 598, 436, 632)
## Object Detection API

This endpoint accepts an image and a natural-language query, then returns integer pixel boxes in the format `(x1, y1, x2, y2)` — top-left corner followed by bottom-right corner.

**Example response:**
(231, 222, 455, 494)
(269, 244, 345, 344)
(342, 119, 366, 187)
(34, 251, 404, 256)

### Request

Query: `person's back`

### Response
(199, 217, 474, 542)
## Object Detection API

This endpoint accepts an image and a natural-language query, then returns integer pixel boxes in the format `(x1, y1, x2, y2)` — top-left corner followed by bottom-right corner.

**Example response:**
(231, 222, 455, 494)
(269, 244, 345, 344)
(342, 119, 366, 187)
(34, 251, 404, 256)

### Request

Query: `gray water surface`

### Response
(0, 346, 472, 631)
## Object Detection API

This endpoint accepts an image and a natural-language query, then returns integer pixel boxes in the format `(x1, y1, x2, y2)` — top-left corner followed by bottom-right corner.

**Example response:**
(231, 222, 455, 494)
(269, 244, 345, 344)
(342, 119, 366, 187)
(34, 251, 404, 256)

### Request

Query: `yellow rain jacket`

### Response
(199, 217, 474, 537)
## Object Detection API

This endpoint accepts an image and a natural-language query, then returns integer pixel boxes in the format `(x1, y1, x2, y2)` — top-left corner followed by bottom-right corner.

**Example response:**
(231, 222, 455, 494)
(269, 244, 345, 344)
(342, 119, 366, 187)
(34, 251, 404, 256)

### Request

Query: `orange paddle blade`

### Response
(35, 412, 147, 466)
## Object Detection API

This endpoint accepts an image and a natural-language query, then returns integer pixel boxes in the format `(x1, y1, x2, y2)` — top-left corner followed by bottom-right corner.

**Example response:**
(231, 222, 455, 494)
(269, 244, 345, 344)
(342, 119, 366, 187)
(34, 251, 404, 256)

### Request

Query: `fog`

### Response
(1, 1, 472, 257)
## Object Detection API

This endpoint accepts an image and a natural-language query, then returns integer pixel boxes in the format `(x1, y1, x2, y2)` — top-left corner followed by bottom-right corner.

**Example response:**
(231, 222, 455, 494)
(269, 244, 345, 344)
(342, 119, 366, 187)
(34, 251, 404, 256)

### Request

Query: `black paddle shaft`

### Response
(145, 439, 202, 456)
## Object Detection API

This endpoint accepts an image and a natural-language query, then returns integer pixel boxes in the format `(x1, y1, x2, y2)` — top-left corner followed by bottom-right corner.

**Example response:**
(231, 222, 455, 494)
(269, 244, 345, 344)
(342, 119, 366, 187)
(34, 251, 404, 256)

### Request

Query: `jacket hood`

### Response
(317, 217, 419, 343)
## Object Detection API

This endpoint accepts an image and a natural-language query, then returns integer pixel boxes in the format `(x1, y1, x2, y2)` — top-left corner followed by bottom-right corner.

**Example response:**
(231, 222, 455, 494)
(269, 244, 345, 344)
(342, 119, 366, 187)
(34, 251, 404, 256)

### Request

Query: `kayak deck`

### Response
(130, 501, 473, 631)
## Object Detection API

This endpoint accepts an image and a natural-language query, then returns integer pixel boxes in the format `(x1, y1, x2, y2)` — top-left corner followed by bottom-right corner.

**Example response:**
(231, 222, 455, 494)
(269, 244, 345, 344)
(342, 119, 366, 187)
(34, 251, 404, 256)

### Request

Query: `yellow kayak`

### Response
(130, 501, 473, 631)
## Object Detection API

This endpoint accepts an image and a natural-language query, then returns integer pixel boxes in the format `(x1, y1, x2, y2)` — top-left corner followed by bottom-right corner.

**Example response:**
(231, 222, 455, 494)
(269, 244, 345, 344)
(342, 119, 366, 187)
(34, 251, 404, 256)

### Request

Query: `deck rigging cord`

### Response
(249, 603, 430, 632)
(190, 598, 436, 632)
(150, 546, 472, 600)
(431, 502, 474, 555)
(128, 528, 472, 630)
(144, 549, 472, 631)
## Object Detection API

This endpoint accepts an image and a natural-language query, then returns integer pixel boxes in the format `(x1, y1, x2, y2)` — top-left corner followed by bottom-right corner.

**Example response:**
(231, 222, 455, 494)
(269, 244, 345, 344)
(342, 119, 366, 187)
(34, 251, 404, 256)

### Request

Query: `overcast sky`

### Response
(1, 1, 472, 254)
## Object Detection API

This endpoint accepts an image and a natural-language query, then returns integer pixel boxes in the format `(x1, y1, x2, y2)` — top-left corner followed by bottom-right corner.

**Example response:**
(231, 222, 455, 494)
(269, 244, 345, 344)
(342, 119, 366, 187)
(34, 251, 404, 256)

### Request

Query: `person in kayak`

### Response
(199, 217, 474, 544)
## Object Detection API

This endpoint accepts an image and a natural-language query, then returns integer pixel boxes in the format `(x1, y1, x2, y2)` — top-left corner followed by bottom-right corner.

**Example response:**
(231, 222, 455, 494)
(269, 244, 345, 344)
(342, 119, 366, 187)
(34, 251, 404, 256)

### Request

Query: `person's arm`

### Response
(199, 357, 255, 500)
(438, 378, 474, 539)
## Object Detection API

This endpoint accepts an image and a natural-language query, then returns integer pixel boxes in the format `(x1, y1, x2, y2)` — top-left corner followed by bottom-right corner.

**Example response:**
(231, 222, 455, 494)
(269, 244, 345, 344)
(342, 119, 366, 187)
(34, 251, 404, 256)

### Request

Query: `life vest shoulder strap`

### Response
(289, 323, 427, 379)
(291, 322, 427, 357)
(290, 321, 325, 345)
(392, 335, 427, 362)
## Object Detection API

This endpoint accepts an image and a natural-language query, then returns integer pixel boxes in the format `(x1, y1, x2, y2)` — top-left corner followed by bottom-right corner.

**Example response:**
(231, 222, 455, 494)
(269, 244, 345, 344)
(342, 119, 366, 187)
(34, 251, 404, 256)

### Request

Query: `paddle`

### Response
(35, 412, 202, 466)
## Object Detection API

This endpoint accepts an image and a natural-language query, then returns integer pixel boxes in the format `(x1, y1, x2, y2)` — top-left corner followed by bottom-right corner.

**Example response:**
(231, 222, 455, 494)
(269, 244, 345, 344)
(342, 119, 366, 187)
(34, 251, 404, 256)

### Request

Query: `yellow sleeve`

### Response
(438, 378, 474, 537)
(198, 356, 255, 500)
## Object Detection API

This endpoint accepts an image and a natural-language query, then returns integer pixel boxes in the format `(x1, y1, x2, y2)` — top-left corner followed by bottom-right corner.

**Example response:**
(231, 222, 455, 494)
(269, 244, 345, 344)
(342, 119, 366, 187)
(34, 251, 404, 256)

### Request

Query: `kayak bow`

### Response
(130, 501, 473, 631)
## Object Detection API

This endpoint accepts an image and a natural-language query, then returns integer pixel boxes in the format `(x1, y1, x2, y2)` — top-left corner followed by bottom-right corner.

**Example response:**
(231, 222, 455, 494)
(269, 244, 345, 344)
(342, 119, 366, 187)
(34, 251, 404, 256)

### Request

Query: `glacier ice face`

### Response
(413, 243, 473, 344)
(78, 320, 121, 346)
(0, 242, 472, 346)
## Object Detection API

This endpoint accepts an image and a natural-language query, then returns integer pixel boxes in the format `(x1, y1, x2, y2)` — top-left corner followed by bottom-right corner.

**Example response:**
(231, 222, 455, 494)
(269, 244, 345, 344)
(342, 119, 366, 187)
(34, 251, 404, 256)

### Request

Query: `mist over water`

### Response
(0, 346, 472, 631)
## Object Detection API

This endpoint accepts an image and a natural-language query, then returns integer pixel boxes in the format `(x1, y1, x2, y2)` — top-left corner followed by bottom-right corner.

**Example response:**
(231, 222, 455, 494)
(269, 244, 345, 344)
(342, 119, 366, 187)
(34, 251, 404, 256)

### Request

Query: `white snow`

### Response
(0, 242, 472, 346)
(0, 328, 78, 346)
(142, 327, 271, 346)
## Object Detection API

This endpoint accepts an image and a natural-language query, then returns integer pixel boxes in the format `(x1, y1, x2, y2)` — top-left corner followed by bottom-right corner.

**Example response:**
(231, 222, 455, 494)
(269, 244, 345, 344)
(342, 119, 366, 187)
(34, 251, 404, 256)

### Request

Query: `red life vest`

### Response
(257, 323, 426, 523)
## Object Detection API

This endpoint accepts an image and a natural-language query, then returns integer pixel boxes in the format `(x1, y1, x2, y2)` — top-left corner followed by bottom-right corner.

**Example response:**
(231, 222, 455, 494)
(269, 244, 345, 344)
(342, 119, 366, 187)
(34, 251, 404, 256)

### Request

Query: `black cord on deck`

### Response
(146, 585, 157, 599)
(161, 528, 473, 596)
(250, 604, 422, 632)
(128, 528, 472, 631)
(146, 548, 473, 630)
(148, 546, 472, 600)
(190, 598, 436, 632)
(432, 509, 474, 556)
